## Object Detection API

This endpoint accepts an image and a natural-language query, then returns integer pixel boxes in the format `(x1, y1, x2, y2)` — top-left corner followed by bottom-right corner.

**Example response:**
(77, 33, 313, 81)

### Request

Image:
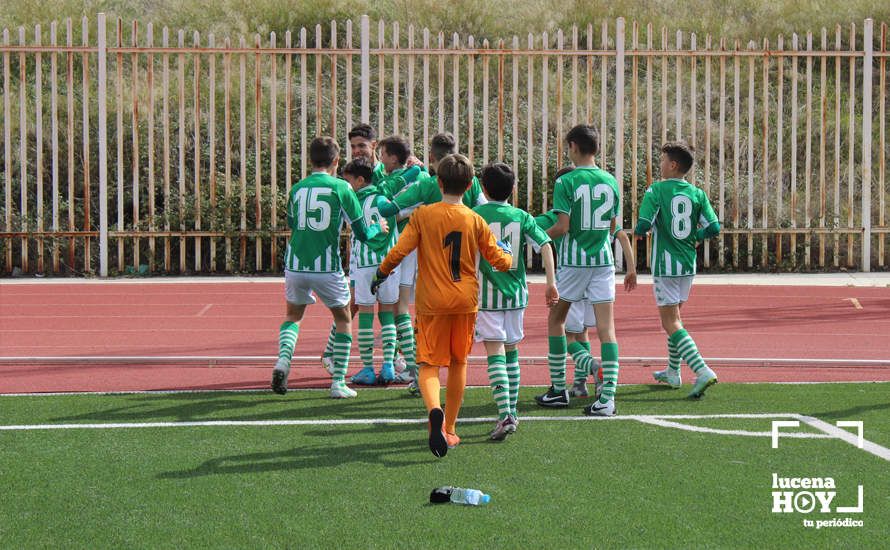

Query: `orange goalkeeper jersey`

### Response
(379, 202, 512, 315)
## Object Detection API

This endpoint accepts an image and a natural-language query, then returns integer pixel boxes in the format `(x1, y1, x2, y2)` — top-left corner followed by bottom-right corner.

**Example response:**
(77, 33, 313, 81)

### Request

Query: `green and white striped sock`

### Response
(357, 312, 375, 370)
(487, 355, 510, 420)
(395, 314, 416, 371)
(378, 311, 397, 364)
(505, 349, 520, 416)
(322, 322, 336, 359)
(599, 342, 619, 402)
(332, 332, 353, 383)
(548, 335, 567, 391)
(277, 321, 299, 368)
(568, 341, 596, 384)
(670, 329, 707, 374)
(667, 337, 681, 372)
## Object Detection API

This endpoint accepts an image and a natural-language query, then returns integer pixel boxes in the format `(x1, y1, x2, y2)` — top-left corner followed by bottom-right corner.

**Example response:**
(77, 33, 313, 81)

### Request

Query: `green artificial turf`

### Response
(1, 383, 888, 549)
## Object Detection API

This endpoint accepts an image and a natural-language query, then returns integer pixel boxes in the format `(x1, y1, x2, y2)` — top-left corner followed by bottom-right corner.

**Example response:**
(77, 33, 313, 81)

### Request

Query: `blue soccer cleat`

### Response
(379, 362, 396, 383)
(350, 366, 378, 385)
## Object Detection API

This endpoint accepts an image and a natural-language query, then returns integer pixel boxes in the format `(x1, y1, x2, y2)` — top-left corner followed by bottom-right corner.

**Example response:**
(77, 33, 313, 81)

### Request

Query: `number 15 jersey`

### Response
(552, 166, 621, 268)
(637, 178, 719, 277)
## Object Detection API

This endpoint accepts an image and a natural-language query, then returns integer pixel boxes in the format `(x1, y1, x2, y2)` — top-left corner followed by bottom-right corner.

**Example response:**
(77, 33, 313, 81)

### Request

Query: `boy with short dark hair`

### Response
(474, 163, 558, 440)
(272, 137, 389, 399)
(635, 141, 720, 398)
(341, 157, 401, 385)
(538, 125, 637, 416)
(373, 154, 513, 457)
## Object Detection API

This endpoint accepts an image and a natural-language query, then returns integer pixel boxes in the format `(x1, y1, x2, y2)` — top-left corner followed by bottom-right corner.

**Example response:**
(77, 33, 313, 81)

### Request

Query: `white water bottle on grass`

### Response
(430, 486, 490, 506)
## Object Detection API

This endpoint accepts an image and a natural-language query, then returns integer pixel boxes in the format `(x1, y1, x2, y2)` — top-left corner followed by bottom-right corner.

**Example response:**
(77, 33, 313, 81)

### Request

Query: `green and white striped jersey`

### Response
(552, 166, 620, 267)
(474, 201, 551, 311)
(284, 172, 364, 273)
(351, 184, 397, 268)
(392, 174, 487, 211)
(638, 178, 719, 277)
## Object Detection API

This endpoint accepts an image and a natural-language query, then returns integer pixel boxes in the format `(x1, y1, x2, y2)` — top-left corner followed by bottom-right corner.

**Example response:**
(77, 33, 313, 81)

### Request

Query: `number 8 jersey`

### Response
(637, 178, 719, 277)
(552, 166, 621, 267)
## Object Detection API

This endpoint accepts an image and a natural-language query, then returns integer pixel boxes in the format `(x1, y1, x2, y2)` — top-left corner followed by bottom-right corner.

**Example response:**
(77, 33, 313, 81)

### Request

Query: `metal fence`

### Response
(0, 14, 887, 275)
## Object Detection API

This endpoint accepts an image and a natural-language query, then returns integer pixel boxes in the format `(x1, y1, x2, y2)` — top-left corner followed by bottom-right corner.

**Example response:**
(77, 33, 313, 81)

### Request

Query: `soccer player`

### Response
(348, 123, 386, 183)
(536, 124, 637, 416)
(372, 154, 513, 457)
(272, 137, 389, 398)
(535, 201, 601, 399)
(372, 132, 486, 393)
(634, 141, 720, 398)
(372, 135, 424, 389)
(474, 163, 558, 440)
(375, 133, 487, 214)
(340, 157, 401, 385)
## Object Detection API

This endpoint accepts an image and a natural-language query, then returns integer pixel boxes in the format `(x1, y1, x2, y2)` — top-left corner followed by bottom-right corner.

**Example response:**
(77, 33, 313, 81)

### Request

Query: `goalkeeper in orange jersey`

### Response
(371, 154, 513, 458)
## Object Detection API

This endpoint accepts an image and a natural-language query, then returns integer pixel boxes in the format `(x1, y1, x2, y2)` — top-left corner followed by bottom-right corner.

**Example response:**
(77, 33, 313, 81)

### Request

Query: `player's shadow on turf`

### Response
(157, 426, 433, 478)
(51, 393, 426, 423)
(611, 385, 686, 403)
(806, 401, 890, 420)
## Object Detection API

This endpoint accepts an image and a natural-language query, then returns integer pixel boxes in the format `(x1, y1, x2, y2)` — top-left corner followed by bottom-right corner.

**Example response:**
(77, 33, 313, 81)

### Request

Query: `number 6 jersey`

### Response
(637, 178, 719, 277)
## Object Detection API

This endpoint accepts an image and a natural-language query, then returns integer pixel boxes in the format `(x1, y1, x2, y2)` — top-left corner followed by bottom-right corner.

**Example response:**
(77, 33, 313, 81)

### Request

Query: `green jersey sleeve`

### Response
(552, 177, 573, 214)
(337, 181, 364, 224)
(635, 186, 659, 234)
(697, 188, 719, 228)
(524, 212, 552, 248)
(535, 210, 559, 231)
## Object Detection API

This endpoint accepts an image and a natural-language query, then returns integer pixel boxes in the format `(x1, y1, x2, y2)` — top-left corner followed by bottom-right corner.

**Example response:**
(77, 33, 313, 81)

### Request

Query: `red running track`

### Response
(1, 281, 889, 393)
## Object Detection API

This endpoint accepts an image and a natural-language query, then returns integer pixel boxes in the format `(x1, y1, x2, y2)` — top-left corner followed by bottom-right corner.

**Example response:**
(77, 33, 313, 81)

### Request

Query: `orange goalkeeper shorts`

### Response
(415, 312, 477, 368)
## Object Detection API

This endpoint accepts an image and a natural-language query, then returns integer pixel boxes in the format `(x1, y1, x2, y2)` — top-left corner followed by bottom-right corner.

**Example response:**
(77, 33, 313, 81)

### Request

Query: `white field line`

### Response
(797, 415, 890, 462)
(0, 412, 802, 431)
(2, 355, 889, 367)
(2, 411, 887, 463)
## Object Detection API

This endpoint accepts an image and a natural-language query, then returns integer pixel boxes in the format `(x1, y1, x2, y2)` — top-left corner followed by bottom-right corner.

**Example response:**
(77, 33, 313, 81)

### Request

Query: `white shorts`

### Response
(475, 309, 525, 345)
(556, 265, 616, 304)
(654, 276, 694, 307)
(285, 270, 351, 308)
(566, 300, 597, 334)
(399, 249, 418, 287)
(353, 265, 400, 306)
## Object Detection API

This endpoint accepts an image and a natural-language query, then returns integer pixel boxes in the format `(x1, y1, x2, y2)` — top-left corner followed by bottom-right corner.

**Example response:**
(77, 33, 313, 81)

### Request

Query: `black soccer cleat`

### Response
(534, 386, 570, 408)
(271, 369, 288, 395)
(428, 408, 448, 458)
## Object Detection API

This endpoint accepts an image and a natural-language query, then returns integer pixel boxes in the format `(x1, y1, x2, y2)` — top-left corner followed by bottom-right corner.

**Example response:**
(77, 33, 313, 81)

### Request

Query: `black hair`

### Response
(341, 156, 375, 183)
(429, 132, 457, 162)
(480, 162, 515, 202)
(378, 135, 411, 165)
(565, 124, 599, 156)
(309, 136, 339, 168)
(347, 123, 377, 142)
(661, 141, 695, 174)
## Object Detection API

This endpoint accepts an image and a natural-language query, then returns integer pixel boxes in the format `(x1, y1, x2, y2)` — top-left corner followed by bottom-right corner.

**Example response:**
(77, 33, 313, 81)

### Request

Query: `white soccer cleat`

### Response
(271, 359, 290, 395)
(584, 398, 616, 417)
(320, 355, 334, 375)
(330, 381, 358, 399)
(653, 368, 682, 388)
